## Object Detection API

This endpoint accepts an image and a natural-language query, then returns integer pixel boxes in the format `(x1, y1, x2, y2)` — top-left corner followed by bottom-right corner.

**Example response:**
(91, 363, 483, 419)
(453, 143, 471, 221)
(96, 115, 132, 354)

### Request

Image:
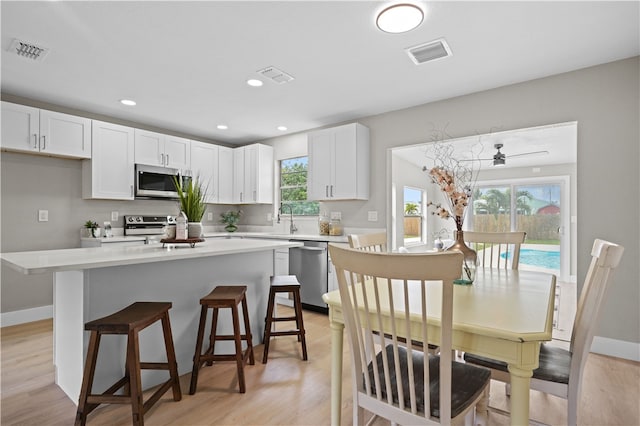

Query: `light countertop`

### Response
(205, 232, 349, 243)
(1, 238, 303, 275)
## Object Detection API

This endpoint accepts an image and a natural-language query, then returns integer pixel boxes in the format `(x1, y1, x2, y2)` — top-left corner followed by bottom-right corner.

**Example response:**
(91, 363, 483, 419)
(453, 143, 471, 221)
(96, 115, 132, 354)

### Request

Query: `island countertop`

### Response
(1, 238, 303, 275)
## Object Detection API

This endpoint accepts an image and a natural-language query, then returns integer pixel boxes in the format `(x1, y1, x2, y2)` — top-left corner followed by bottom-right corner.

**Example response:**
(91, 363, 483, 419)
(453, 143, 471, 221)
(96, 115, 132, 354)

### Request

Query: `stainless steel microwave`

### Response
(135, 164, 191, 199)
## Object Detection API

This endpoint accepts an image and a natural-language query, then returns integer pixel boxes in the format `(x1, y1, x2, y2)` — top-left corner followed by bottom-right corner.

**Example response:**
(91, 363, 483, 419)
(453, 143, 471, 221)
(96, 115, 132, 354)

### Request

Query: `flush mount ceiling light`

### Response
(376, 3, 424, 33)
(247, 79, 263, 87)
(119, 99, 136, 106)
(277, 126, 288, 131)
(217, 124, 228, 130)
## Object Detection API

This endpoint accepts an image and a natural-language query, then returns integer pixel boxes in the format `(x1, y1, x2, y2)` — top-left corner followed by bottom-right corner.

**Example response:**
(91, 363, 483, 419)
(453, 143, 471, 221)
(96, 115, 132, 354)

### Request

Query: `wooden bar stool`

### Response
(262, 275, 308, 363)
(75, 302, 182, 426)
(189, 285, 254, 394)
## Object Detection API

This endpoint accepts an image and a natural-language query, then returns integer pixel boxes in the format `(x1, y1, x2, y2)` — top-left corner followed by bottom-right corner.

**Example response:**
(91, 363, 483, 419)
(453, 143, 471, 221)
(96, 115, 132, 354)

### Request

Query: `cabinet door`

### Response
(1, 102, 40, 153)
(331, 124, 358, 199)
(134, 129, 164, 166)
(39, 110, 91, 158)
(244, 145, 257, 202)
(190, 141, 217, 203)
(307, 130, 334, 200)
(232, 147, 245, 203)
(83, 121, 135, 200)
(255, 144, 274, 204)
(217, 146, 234, 204)
(165, 135, 191, 170)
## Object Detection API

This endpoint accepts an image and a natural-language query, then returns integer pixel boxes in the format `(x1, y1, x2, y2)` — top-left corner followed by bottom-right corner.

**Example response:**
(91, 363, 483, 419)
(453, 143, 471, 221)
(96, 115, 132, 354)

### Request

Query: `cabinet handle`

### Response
(240, 192, 243, 203)
(130, 185, 134, 197)
(326, 185, 329, 197)
(166, 154, 169, 165)
(330, 185, 334, 197)
(41, 135, 46, 150)
(161, 153, 165, 165)
(253, 190, 256, 201)
(33, 134, 38, 149)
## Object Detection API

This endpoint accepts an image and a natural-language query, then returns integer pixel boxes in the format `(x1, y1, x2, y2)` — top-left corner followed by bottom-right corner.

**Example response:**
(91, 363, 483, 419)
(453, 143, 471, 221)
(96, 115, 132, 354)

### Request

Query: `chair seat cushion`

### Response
(367, 345, 490, 419)
(463, 344, 570, 384)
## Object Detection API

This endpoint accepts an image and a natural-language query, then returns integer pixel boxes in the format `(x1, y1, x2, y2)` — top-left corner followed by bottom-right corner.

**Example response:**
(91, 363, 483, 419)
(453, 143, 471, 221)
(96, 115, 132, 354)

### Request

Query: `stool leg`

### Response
(262, 288, 276, 364)
(231, 305, 246, 393)
(293, 289, 308, 361)
(127, 330, 144, 426)
(241, 296, 254, 365)
(161, 313, 182, 401)
(206, 307, 219, 366)
(75, 331, 101, 426)
(189, 304, 208, 395)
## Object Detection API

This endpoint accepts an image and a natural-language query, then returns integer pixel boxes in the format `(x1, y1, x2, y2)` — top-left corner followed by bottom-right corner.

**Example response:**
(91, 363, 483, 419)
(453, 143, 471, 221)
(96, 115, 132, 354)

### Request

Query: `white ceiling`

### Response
(1, 1, 638, 145)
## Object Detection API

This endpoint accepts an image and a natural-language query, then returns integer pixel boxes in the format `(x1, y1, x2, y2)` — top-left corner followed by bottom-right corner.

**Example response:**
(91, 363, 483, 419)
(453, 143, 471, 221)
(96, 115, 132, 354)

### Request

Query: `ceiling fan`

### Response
(464, 143, 549, 166)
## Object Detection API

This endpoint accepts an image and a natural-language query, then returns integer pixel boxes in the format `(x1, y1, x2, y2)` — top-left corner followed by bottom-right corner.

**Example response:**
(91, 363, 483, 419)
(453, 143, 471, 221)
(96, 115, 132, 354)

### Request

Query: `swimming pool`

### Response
(501, 249, 560, 270)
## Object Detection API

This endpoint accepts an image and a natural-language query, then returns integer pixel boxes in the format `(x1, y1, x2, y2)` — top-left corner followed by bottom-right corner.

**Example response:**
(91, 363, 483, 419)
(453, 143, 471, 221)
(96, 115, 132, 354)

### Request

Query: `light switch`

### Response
(368, 211, 378, 222)
(111, 211, 119, 221)
(207, 212, 213, 221)
(38, 210, 48, 222)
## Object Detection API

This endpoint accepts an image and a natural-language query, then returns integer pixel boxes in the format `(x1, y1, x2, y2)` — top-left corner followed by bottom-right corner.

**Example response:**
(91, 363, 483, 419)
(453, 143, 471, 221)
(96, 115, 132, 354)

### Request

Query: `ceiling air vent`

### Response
(406, 38, 451, 65)
(8, 38, 50, 61)
(257, 66, 294, 84)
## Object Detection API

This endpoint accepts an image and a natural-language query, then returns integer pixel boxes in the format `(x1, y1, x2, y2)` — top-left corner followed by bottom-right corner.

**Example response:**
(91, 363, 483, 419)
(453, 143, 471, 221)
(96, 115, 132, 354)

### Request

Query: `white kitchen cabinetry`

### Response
(233, 143, 274, 204)
(190, 141, 218, 203)
(1, 101, 91, 158)
(217, 146, 234, 204)
(307, 122, 370, 200)
(82, 121, 135, 200)
(134, 129, 190, 170)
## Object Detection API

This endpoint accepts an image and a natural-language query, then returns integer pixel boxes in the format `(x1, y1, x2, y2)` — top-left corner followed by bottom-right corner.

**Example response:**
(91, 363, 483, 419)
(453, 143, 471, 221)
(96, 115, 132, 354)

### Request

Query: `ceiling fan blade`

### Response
(508, 150, 549, 158)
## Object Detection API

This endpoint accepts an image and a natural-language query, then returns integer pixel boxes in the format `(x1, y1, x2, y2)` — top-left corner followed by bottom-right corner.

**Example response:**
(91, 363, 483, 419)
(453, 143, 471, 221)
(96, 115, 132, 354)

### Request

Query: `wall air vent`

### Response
(257, 66, 294, 84)
(8, 38, 50, 61)
(406, 38, 452, 65)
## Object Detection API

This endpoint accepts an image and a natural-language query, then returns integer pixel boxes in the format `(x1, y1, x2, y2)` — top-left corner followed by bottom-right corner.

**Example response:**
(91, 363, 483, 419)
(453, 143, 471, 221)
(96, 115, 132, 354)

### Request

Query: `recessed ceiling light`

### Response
(217, 124, 228, 130)
(277, 126, 288, 131)
(247, 79, 263, 87)
(119, 99, 136, 106)
(376, 3, 424, 33)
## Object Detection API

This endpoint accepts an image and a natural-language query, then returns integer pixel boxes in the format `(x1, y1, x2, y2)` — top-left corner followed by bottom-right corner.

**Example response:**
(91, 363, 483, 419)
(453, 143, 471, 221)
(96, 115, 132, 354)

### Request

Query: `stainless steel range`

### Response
(124, 215, 176, 236)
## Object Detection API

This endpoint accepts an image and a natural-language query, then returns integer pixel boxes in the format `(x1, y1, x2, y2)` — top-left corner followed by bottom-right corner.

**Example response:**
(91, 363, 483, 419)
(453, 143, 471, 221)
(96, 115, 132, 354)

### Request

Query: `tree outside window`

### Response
(280, 156, 319, 215)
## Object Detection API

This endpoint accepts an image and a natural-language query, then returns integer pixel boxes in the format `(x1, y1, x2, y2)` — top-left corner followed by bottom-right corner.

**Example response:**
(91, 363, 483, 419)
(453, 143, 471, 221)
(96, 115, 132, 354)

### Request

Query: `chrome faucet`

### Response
(280, 204, 298, 234)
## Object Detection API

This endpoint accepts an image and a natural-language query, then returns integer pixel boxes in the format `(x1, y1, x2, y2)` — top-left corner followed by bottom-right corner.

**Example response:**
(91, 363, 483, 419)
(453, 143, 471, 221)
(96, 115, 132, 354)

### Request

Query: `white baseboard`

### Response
(591, 336, 640, 362)
(0, 305, 53, 327)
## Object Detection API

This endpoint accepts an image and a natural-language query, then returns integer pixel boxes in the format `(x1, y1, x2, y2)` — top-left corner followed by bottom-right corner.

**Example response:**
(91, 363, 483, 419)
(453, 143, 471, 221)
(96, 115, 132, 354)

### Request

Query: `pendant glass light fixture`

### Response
(376, 3, 424, 33)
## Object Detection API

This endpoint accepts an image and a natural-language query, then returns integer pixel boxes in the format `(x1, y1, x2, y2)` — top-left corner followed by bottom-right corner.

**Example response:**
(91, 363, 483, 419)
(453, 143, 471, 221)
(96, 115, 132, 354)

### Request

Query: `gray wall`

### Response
(252, 57, 640, 345)
(1, 57, 638, 346)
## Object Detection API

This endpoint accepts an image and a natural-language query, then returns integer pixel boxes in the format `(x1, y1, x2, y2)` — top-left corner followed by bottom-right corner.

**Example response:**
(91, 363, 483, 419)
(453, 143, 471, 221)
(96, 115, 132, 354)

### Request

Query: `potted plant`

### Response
(84, 220, 101, 238)
(220, 210, 242, 233)
(173, 176, 207, 238)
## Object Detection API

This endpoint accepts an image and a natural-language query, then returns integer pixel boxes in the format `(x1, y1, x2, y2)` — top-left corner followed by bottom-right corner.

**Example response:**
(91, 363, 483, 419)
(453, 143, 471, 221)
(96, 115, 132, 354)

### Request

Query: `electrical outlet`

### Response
(111, 211, 119, 221)
(267, 213, 273, 221)
(207, 212, 213, 221)
(38, 210, 48, 222)
(367, 211, 378, 222)
(330, 211, 342, 220)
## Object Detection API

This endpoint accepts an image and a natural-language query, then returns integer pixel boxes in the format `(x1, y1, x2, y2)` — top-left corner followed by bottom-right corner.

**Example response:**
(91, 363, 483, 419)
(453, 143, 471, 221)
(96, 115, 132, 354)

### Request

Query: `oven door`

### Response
(135, 164, 191, 199)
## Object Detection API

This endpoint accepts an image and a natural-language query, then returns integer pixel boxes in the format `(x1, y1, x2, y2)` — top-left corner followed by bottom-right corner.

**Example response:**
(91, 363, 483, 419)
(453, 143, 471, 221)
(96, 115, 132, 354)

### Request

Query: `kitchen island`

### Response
(1, 238, 303, 403)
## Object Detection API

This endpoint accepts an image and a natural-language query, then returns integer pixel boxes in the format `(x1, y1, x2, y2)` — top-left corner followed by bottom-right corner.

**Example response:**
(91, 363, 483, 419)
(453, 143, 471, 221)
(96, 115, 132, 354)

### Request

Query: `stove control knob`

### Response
(127, 217, 134, 223)
(136, 217, 143, 222)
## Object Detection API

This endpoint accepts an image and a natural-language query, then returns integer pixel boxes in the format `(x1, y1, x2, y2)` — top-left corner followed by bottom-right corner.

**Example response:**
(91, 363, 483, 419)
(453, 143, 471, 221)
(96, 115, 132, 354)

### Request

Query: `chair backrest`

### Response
(328, 244, 462, 424)
(569, 239, 624, 394)
(348, 232, 388, 252)
(464, 231, 526, 269)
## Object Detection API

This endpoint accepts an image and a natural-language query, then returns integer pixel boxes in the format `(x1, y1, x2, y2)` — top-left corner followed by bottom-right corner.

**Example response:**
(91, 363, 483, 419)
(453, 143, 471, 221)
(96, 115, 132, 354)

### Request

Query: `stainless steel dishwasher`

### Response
(289, 240, 328, 313)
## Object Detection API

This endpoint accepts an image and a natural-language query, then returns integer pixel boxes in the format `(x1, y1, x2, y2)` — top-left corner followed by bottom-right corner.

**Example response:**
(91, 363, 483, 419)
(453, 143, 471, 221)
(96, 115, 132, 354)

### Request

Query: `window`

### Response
(280, 156, 319, 215)
(403, 186, 425, 244)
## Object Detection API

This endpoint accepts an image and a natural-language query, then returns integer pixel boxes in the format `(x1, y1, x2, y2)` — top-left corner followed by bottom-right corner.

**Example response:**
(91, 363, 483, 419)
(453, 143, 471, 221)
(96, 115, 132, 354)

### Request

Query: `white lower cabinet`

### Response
(82, 121, 135, 200)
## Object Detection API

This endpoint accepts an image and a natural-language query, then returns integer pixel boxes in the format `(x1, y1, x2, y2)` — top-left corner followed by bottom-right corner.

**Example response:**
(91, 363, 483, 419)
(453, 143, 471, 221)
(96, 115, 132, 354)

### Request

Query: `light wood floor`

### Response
(2, 309, 639, 425)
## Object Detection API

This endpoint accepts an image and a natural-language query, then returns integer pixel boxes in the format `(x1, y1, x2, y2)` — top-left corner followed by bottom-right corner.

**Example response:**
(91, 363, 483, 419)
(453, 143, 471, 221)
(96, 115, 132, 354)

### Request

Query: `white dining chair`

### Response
(464, 238, 624, 426)
(329, 244, 490, 426)
(348, 232, 388, 252)
(464, 231, 526, 270)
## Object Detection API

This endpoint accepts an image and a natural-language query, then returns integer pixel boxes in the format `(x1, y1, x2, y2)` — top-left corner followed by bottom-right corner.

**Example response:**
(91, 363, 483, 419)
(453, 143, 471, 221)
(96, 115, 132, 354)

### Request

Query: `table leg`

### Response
(329, 320, 345, 426)
(507, 364, 533, 426)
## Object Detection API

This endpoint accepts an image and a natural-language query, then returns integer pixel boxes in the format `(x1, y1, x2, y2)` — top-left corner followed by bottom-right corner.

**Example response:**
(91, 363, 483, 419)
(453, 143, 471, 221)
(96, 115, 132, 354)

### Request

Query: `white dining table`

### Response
(322, 268, 556, 426)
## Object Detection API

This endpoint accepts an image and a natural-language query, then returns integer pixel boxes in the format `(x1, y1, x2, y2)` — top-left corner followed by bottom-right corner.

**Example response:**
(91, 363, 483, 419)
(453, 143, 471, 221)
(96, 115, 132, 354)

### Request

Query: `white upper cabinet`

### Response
(134, 129, 190, 170)
(190, 141, 218, 204)
(1, 101, 91, 158)
(307, 122, 370, 200)
(217, 146, 234, 204)
(82, 120, 135, 200)
(233, 143, 274, 204)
